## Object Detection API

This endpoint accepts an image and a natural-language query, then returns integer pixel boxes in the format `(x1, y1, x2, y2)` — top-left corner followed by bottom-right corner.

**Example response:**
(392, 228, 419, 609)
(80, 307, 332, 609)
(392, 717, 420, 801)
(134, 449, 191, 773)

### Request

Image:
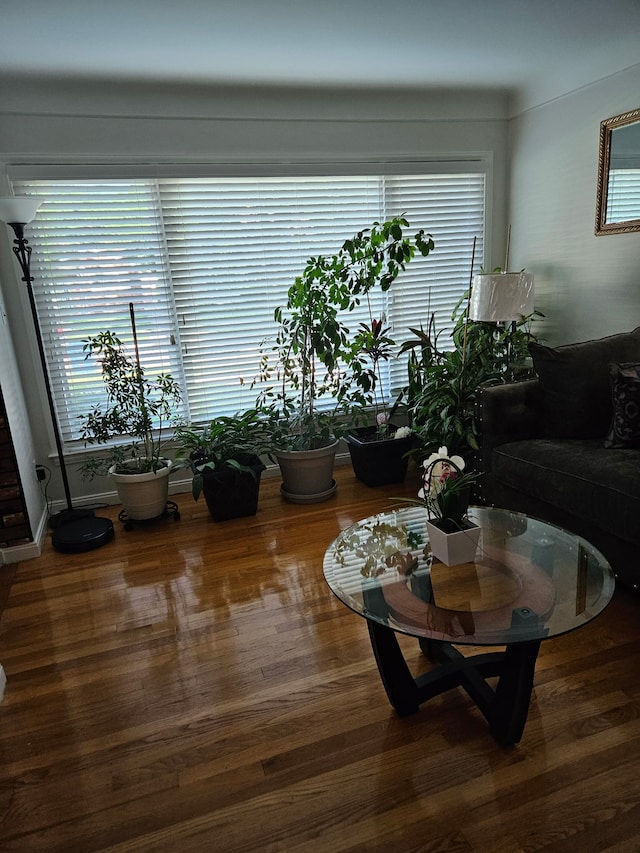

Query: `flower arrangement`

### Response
(419, 446, 478, 533)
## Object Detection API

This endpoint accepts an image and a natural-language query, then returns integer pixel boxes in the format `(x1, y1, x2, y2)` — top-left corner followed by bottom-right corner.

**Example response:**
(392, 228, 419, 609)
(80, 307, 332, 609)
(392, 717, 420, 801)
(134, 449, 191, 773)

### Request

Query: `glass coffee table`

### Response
(323, 505, 615, 746)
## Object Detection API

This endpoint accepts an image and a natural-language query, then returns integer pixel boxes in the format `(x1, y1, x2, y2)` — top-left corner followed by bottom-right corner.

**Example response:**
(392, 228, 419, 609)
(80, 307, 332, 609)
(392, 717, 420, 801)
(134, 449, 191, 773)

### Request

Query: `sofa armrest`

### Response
(479, 379, 544, 473)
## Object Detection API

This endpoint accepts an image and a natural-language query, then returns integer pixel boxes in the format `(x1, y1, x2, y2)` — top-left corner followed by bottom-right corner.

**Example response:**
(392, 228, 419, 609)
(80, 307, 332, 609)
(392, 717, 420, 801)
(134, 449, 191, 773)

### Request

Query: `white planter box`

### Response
(425, 520, 481, 566)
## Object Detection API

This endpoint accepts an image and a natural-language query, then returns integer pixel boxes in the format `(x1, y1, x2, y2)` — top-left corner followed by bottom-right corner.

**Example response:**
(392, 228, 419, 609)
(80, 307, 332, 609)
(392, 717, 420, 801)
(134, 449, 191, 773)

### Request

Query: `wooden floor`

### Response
(1, 466, 640, 853)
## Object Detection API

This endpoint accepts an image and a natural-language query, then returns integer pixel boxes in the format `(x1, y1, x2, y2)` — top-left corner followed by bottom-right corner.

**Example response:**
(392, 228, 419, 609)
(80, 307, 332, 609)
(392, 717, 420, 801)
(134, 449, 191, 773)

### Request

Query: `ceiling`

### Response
(0, 0, 639, 113)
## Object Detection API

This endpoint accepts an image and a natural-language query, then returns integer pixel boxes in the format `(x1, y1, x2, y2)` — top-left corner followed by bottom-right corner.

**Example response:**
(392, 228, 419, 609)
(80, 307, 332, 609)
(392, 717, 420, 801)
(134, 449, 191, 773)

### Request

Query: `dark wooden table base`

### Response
(367, 619, 542, 746)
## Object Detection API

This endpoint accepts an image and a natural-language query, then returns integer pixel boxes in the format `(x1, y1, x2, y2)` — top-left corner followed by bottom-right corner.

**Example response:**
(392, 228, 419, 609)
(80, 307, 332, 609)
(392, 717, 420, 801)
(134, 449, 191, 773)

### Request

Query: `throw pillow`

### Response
(605, 362, 640, 448)
(529, 327, 640, 439)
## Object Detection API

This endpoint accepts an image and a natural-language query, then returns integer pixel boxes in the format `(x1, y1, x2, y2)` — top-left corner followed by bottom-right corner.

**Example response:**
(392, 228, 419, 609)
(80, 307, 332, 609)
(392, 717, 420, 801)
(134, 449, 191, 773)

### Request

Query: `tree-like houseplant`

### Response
(79, 303, 182, 523)
(254, 216, 433, 502)
(175, 408, 273, 521)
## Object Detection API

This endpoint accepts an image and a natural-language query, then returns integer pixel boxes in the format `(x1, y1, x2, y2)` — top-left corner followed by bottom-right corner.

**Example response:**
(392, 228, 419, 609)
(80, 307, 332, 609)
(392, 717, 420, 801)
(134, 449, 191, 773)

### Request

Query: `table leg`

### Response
(489, 639, 541, 746)
(367, 620, 420, 716)
(367, 620, 541, 746)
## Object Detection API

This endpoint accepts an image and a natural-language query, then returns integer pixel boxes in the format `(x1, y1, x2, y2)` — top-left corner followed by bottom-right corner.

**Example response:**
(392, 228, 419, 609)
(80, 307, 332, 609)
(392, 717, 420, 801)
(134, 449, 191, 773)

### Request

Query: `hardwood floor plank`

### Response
(1, 467, 639, 851)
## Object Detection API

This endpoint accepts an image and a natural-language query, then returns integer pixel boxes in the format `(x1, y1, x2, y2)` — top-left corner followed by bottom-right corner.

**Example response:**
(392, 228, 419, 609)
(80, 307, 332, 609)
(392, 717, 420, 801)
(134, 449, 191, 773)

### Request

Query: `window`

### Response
(13, 170, 486, 449)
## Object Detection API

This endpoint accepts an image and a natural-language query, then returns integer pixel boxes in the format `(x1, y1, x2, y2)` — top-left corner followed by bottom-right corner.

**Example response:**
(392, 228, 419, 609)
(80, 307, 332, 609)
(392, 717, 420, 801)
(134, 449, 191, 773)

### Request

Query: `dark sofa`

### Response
(479, 328, 640, 590)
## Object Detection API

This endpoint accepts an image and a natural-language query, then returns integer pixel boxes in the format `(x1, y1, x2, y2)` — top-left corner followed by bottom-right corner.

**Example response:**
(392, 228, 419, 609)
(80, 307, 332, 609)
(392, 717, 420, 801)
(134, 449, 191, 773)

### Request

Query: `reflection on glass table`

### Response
(324, 506, 614, 746)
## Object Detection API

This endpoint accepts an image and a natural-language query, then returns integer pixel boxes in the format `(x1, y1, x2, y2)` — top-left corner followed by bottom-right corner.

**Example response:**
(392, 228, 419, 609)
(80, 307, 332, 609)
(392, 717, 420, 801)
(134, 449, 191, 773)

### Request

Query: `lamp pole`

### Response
(5, 219, 75, 515)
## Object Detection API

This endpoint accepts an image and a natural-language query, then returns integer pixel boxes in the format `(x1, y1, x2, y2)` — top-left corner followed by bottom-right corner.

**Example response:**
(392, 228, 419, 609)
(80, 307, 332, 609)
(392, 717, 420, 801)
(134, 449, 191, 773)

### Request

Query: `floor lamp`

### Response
(468, 269, 535, 377)
(0, 196, 114, 553)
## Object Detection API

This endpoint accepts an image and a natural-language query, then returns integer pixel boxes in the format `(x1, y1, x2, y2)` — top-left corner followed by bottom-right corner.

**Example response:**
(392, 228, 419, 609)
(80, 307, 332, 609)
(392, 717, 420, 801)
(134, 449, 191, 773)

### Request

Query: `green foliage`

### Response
(254, 216, 434, 450)
(79, 324, 182, 478)
(401, 294, 542, 458)
(346, 317, 398, 435)
(175, 408, 273, 501)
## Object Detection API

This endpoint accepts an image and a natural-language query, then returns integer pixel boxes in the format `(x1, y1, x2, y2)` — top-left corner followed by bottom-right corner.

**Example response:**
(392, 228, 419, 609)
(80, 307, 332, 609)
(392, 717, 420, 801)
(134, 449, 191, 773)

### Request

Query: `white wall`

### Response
(508, 65, 640, 345)
(0, 81, 510, 512)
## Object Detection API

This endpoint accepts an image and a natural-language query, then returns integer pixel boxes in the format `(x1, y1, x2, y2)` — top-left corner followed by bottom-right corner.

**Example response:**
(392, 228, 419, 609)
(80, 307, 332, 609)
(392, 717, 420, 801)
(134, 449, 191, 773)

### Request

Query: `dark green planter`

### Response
(346, 426, 412, 487)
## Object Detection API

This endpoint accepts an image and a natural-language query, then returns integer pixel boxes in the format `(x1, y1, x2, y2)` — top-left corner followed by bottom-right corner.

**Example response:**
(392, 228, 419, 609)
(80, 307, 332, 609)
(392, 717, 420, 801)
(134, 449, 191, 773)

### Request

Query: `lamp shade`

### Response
(469, 271, 534, 322)
(0, 196, 42, 225)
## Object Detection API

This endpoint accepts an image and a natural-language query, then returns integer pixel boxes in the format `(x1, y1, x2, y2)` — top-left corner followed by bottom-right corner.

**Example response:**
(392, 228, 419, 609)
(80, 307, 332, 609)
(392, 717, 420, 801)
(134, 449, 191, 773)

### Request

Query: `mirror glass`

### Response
(596, 107, 640, 234)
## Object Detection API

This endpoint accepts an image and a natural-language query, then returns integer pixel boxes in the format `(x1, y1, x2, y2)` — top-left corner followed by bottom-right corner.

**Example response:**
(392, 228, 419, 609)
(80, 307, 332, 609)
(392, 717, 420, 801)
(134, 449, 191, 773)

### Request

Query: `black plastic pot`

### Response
(345, 425, 412, 487)
(200, 454, 266, 521)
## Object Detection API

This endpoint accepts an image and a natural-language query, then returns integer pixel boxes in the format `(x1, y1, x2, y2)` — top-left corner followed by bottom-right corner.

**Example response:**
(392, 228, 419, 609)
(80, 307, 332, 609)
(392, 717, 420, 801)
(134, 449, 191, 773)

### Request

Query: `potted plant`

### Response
(79, 303, 182, 523)
(401, 293, 541, 460)
(175, 408, 273, 521)
(344, 317, 414, 486)
(418, 446, 480, 566)
(254, 216, 433, 502)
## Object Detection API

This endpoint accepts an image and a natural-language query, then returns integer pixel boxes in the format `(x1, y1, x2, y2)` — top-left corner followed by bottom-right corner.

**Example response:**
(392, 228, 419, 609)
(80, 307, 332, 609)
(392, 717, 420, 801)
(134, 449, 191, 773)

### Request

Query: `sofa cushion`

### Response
(491, 438, 640, 545)
(605, 362, 640, 449)
(529, 328, 640, 439)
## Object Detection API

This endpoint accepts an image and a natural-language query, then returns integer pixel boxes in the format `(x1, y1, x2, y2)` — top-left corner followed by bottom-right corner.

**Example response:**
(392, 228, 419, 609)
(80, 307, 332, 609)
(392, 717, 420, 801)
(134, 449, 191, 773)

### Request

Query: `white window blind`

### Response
(383, 174, 485, 393)
(12, 170, 485, 449)
(606, 168, 640, 223)
(159, 176, 384, 417)
(13, 180, 185, 443)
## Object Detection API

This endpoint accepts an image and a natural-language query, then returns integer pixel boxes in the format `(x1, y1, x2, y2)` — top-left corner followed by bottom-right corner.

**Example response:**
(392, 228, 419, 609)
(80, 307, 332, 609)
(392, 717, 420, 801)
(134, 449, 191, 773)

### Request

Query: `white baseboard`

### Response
(1, 505, 48, 564)
(1, 540, 42, 564)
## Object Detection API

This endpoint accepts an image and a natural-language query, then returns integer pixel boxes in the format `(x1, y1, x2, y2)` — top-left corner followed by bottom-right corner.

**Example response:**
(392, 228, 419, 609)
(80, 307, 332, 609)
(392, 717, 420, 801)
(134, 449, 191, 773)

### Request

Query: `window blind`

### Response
(159, 176, 384, 417)
(13, 170, 485, 449)
(606, 168, 640, 223)
(13, 180, 185, 443)
(383, 173, 485, 393)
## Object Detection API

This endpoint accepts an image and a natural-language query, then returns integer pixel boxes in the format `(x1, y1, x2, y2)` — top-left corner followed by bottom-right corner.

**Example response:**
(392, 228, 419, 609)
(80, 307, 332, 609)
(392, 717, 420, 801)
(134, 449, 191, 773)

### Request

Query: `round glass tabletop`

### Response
(324, 505, 615, 646)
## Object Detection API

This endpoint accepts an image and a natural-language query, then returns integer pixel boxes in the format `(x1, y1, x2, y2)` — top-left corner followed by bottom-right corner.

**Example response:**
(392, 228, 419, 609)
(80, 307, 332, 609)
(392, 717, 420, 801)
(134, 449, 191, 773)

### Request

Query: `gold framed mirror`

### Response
(595, 107, 640, 235)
